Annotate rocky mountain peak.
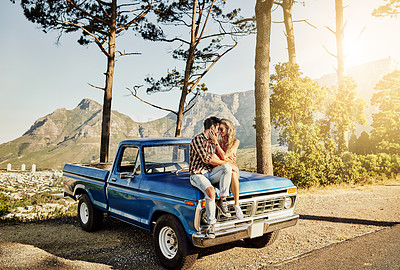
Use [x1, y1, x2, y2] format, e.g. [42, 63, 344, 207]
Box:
[77, 99, 102, 111]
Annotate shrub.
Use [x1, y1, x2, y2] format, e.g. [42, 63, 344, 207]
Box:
[0, 193, 10, 217]
[273, 151, 400, 188]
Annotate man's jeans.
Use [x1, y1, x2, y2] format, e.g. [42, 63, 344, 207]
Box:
[190, 164, 232, 225]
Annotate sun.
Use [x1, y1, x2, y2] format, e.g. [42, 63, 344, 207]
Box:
[343, 38, 365, 68]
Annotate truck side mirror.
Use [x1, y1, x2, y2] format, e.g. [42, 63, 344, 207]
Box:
[120, 172, 135, 179]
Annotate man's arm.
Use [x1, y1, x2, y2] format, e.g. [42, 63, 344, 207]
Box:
[209, 155, 227, 167]
[191, 135, 212, 164]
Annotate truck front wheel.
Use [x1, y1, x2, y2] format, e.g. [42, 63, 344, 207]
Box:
[153, 215, 198, 270]
[244, 231, 279, 248]
[77, 194, 103, 232]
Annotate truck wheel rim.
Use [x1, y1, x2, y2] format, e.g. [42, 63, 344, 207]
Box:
[159, 226, 178, 259]
[80, 202, 89, 224]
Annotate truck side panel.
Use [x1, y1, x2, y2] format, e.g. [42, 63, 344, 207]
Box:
[63, 163, 109, 212]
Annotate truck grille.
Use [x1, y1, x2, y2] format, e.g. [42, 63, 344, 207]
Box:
[211, 196, 289, 223]
[255, 198, 284, 216]
[218, 201, 253, 222]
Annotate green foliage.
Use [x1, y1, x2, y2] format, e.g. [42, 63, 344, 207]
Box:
[349, 131, 374, 155]
[325, 77, 366, 153]
[273, 150, 400, 188]
[358, 153, 400, 177]
[371, 70, 400, 154]
[270, 62, 326, 152]
[20, 0, 151, 47]
[372, 0, 400, 17]
[0, 193, 10, 217]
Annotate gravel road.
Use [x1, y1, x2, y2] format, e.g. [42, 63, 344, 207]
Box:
[1, 183, 399, 269]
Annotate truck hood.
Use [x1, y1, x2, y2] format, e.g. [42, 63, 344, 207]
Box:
[143, 171, 295, 202]
[237, 171, 295, 195]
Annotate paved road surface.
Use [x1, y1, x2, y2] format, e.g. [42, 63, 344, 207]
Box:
[269, 224, 400, 270]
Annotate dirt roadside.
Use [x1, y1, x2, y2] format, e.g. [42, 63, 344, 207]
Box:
[1, 183, 399, 270]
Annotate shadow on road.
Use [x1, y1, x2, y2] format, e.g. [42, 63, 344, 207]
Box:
[300, 214, 400, 227]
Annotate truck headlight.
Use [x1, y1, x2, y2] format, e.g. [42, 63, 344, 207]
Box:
[284, 197, 293, 209]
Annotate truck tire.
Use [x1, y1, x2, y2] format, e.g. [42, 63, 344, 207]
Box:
[244, 231, 279, 248]
[77, 194, 103, 232]
[153, 215, 198, 270]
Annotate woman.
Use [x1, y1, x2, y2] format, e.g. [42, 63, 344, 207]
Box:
[212, 118, 243, 219]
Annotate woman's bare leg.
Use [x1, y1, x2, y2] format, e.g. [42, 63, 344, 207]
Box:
[230, 171, 243, 219]
[231, 171, 240, 205]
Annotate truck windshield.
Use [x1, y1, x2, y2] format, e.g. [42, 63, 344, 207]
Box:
[143, 144, 190, 174]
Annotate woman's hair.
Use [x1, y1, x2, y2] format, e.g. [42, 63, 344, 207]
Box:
[220, 118, 236, 151]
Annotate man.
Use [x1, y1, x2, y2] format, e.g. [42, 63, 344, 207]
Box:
[189, 116, 233, 239]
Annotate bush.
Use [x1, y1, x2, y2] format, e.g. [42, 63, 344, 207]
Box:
[273, 151, 400, 188]
[358, 153, 400, 178]
[0, 193, 10, 217]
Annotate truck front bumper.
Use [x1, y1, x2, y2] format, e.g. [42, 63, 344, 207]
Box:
[192, 214, 299, 248]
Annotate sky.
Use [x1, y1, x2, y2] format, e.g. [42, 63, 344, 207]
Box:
[0, 0, 399, 144]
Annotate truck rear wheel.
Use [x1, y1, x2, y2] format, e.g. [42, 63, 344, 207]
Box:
[77, 194, 103, 232]
[153, 215, 198, 270]
[244, 231, 279, 248]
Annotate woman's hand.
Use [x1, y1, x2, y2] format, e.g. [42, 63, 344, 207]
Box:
[209, 130, 219, 145]
[227, 162, 239, 173]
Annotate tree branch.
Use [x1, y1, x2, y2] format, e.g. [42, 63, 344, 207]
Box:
[115, 50, 141, 58]
[88, 83, 104, 91]
[158, 37, 191, 45]
[183, 91, 200, 114]
[273, 19, 317, 29]
[233, 17, 256, 24]
[127, 87, 177, 115]
[62, 21, 109, 57]
[66, 0, 108, 25]
[195, 0, 216, 47]
[323, 45, 336, 58]
[95, 0, 111, 18]
[188, 42, 237, 93]
[325, 26, 336, 35]
[117, 3, 152, 33]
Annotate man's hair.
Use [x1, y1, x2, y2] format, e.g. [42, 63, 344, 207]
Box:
[203, 117, 221, 130]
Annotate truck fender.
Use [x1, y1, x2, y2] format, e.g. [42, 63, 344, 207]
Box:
[150, 207, 197, 240]
[73, 184, 94, 202]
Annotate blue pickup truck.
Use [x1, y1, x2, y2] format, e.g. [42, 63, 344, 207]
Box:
[63, 138, 299, 269]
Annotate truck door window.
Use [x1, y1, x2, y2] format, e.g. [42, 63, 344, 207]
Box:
[143, 144, 189, 174]
[119, 147, 141, 174]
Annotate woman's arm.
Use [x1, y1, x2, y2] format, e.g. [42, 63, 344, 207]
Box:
[225, 139, 240, 160]
[209, 131, 226, 160]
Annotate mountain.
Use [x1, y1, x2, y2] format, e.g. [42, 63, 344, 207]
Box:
[1, 58, 397, 170]
[0, 91, 259, 170]
[0, 99, 175, 170]
[170, 90, 260, 148]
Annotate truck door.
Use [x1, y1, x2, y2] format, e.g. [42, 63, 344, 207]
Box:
[106, 145, 144, 226]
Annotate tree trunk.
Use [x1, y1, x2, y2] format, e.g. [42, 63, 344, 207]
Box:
[174, 0, 198, 137]
[282, 0, 296, 64]
[254, 0, 274, 175]
[100, 0, 117, 162]
[335, 0, 345, 88]
[335, 0, 347, 153]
